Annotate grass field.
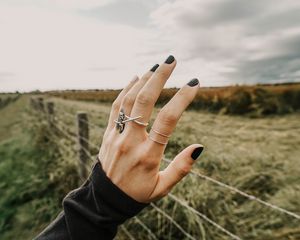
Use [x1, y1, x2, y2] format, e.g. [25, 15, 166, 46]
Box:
[1, 93, 300, 239]
[47, 82, 300, 116]
[0, 96, 80, 240]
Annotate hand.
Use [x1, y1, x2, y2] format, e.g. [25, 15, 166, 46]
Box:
[98, 55, 203, 203]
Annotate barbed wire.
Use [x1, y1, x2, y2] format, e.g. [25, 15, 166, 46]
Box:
[55, 117, 100, 150]
[47, 129, 75, 151]
[54, 121, 77, 142]
[56, 107, 106, 134]
[120, 226, 135, 240]
[163, 158, 300, 220]
[31, 102, 300, 240]
[56, 108, 76, 120]
[150, 203, 196, 240]
[133, 217, 158, 240]
[55, 110, 76, 123]
[50, 121, 95, 173]
[78, 135, 100, 151]
[168, 193, 242, 240]
[78, 118, 105, 133]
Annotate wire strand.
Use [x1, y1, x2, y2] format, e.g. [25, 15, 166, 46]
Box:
[150, 203, 196, 240]
[134, 217, 158, 240]
[168, 193, 242, 240]
[120, 226, 135, 240]
[78, 118, 105, 133]
[78, 135, 100, 150]
[35, 102, 300, 240]
[162, 158, 300, 220]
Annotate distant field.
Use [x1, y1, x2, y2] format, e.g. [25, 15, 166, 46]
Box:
[46, 96, 300, 239]
[1, 95, 300, 239]
[46, 82, 300, 116]
[0, 94, 20, 110]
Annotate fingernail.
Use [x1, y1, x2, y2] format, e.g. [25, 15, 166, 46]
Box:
[150, 64, 159, 72]
[187, 78, 199, 87]
[191, 146, 203, 160]
[164, 55, 175, 64]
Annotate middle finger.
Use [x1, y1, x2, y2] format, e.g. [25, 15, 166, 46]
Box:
[129, 55, 177, 130]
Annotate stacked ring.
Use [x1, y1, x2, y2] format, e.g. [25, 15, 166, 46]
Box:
[148, 127, 170, 145]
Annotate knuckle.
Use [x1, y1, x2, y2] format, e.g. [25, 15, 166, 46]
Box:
[136, 92, 153, 106]
[144, 160, 157, 170]
[156, 68, 170, 80]
[122, 94, 135, 108]
[115, 138, 131, 155]
[160, 110, 178, 125]
[139, 155, 157, 169]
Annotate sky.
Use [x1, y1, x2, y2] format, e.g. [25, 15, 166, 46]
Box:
[1, 0, 300, 92]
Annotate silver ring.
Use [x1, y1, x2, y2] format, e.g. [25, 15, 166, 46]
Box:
[114, 109, 142, 133]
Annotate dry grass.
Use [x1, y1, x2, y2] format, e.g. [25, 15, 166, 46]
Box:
[46, 83, 300, 116]
[40, 96, 300, 240]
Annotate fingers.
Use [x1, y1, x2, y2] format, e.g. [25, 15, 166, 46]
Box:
[121, 64, 159, 118]
[149, 144, 204, 200]
[107, 76, 139, 130]
[130, 55, 177, 128]
[147, 78, 200, 150]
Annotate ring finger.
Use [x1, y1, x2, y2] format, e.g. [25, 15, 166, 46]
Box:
[147, 78, 200, 153]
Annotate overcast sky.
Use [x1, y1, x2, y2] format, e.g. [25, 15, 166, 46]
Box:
[1, 0, 300, 92]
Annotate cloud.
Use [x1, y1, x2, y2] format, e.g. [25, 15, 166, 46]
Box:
[0, 4, 153, 91]
[49, 0, 114, 10]
[1, 0, 115, 10]
[150, 0, 300, 85]
[79, 0, 158, 27]
[1, 0, 300, 91]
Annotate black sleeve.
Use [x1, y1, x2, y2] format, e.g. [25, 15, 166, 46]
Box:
[35, 160, 148, 240]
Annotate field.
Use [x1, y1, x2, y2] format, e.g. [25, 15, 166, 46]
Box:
[47, 83, 300, 116]
[1, 86, 300, 239]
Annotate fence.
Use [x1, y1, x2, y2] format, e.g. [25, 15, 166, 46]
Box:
[30, 97, 300, 240]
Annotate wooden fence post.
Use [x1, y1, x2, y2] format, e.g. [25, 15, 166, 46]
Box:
[46, 101, 55, 127]
[77, 112, 89, 179]
[37, 97, 44, 112]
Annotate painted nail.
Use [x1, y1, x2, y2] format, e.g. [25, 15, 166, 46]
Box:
[164, 55, 175, 64]
[187, 78, 199, 87]
[150, 64, 159, 72]
[191, 146, 204, 160]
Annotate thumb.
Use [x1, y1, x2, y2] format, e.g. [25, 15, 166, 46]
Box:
[150, 144, 204, 200]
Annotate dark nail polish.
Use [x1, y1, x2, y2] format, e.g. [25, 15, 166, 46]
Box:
[150, 64, 159, 72]
[187, 78, 199, 87]
[164, 55, 175, 64]
[191, 146, 203, 160]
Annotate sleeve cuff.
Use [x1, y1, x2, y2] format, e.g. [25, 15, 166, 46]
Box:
[90, 157, 149, 218]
